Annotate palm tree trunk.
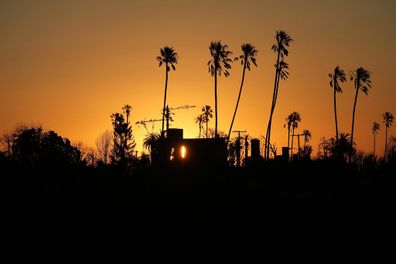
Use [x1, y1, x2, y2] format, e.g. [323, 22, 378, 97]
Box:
[334, 81, 339, 141]
[350, 84, 359, 160]
[297, 134, 301, 158]
[265, 49, 281, 159]
[287, 126, 290, 159]
[198, 122, 201, 138]
[291, 127, 295, 157]
[384, 127, 388, 159]
[166, 106, 170, 131]
[373, 133, 375, 155]
[161, 65, 169, 137]
[206, 120, 208, 138]
[214, 65, 218, 138]
[227, 60, 247, 144]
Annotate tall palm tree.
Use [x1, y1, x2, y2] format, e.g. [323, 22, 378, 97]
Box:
[156, 46, 178, 137]
[202, 105, 213, 138]
[265, 30, 293, 159]
[329, 66, 346, 141]
[227, 43, 258, 144]
[350, 67, 372, 154]
[208, 41, 233, 138]
[195, 114, 204, 138]
[371, 122, 380, 155]
[290, 112, 301, 157]
[383, 112, 394, 159]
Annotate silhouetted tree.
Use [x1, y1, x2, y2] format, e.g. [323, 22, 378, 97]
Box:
[350, 67, 372, 155]
[329, 66, 346, 141]
[383, 112, 394, 159]
[0, 132, 13, 158]
[195, 114, 204, 138]
[227, 43, 258, 143]
[371, 122, 380, 156]
[329, 132, 356, 161]
[386, 136, 396, 164]
[111, 108, 136, 164]
[95, 130, 113, 164]
[10, 126, 82, 166]
[75, 142, 96, 167]
[208, 41, 233, 138]
[123, 105, 132, 124]
[285, 113, 293, 157]
[297, 129, 311, 160]
[265, 30, 292, 160]
[11, 126, 43, 164]
[202, 105, 213, 138]
[207, 128, 227, 139]
[227, 138, 237, 167]
[302, 129, 312, 147]
[156, 46, 178, 137]
[143, 132, 161, 162]
[288, 112, 301, 157]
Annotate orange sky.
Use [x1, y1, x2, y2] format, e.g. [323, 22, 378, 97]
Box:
[1, 0, 395, 157]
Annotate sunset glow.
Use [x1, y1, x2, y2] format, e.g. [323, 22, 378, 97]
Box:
[1, 0, 395, 157]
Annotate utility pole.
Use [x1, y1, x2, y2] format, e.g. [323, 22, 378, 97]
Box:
[232, 130, 246, 167]
[290, 133, 303, 159]
[244, 134, 249, 166]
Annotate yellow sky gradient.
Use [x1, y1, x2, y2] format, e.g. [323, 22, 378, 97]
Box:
[1, 0, 395, 156]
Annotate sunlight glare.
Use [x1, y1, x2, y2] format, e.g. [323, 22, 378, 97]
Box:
[181, 146, 186, 159]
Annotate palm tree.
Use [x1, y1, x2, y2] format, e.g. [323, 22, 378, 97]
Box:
[143, 132, 161, 161]
[290, 112, 301, 157]
[329, 66, 346, 141]
[265, 30, 293, 159]
[208, 41, 233, 138]
[302, 129, 312, 148]
[122, 104, 132, 124]
[383, 112, 394, 159]
[156, 46, 178, 137]
[285, 113, 293, 157]
[227, 43, 258, 144]
[350, 67, 372, 153]
[330, 132, 356, 161]
[202, 105, 213, 138]
[371, 122, 380, 155]
[195, 114, 204, 138]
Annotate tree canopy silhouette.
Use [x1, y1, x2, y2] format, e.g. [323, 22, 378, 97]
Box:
[227, 43, 258, 144]
[329, 66, 346, 141]
[156, 46, 178, 137]
[350, 67, 372, 157]
[383, 112, 394, 159]
[111, 106, 136, 164]
[208, 41, 233, 138]
[371, 122, 380, 155]
[265, 30, 293, 159]
[8, 126, 82, 167]
[201, 105, 213, 138]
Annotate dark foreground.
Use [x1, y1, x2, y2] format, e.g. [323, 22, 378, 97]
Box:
[4, 160, 394, 226]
